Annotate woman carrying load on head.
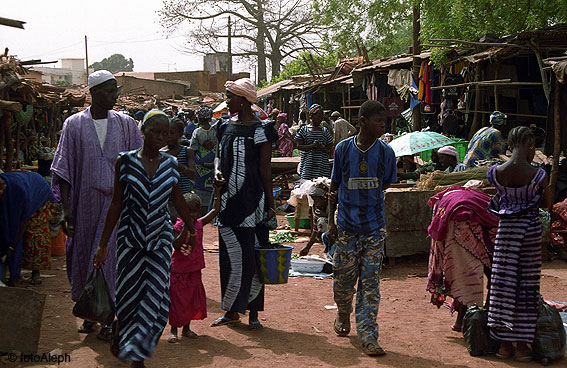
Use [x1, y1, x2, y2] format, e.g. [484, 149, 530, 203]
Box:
[210, 78, 278, 330]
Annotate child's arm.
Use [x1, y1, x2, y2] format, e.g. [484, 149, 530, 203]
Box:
[94, 157, 124, 268]
[541, 175, 552, 210]
[179, 147, 196, 180]
[327, 181, 339, 241]
[172, 183, 196, 250]
[299, 230, 320, 256]
[200, 185, 223, 225]
[173, 227, 189, 251]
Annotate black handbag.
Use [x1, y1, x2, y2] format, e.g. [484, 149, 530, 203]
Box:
[72, 269, 115, 326]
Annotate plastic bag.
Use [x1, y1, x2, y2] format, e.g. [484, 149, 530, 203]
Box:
[462, 305, 499, 356]
[532, 297, 566, 365]
[72, 269, 115, 325]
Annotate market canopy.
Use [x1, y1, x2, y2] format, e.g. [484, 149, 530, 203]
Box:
[388, 131, 459, 157]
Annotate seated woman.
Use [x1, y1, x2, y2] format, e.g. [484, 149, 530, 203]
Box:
[426, 186, 499, 331]
[438, 146, 467, 173]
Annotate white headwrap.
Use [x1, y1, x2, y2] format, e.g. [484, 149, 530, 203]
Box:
[224, 78, 257, 104]
[88, 70, 116, 89]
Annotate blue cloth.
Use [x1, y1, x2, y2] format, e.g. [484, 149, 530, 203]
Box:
[331, 137, 397, 233]
[0, 171, 53, 281]
[184, 121, 196, 139]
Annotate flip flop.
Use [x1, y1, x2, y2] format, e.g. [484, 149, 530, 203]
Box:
[248, 320, 263, 330]
[334, 314, 350, 337]
[210, 316, 240, 327]
[451, 324, 462, 332]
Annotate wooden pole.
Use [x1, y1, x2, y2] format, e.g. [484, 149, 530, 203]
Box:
[411, 3, 422, 131]
[84, 35, 89, 83]
[227, 16, 232, 79]
[469, 64, 482, 139]
[493, 66, 500, 111]
[550, 81, 562, 203]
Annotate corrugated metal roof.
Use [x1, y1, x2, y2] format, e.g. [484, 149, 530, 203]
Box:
[256, 79, 293, 98]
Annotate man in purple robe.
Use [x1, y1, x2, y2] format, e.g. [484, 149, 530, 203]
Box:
[51, 70, 142, 338]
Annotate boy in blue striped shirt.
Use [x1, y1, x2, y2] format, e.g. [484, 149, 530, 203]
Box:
[328, 100, 397, 356]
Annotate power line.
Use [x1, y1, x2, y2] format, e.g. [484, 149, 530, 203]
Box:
[20, 41, 83, 59]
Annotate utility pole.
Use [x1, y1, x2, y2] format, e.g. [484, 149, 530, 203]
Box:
[411, 3, 421, 131]
[227, 16, 232, 79]
[84, 35, 89, 83]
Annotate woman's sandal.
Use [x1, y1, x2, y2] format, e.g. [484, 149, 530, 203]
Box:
[182, 330, 198, 338]
[333, 314, 350, 337]
[167, 334, 179, 343]
[514, 350, 533, 362]
[248, 320, 263, 330]
[360, 338, 386, 356]
[78, 321, 96, 334]
[210, 316, 240, 327]
[97, 327, 113, 342]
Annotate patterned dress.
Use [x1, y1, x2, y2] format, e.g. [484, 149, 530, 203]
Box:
[296, 125, 333, 180]
[216, 119, 277, 314]
[115, 150, 179, 361]
[463, 127, 507, 168]
[486, 165, 546, 343]
[190, 126, 217, 207]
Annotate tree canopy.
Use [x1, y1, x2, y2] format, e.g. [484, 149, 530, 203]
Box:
[90, 54, 134, 73]
[315, 0, 567, 61]
[159, 0, 326, 83]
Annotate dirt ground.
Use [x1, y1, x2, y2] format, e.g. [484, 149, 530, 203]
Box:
[2, 215, 567, 368]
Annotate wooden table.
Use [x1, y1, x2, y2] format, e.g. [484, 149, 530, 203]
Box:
[271, 157, 300, 175]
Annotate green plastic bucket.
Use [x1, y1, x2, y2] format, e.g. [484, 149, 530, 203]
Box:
[256, 245, 293, 284]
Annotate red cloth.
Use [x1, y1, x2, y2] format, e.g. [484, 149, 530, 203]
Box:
[169, 270, 207, 327]
[172, 218, 205, 273]
[428, 186, 499, 241]
[169, 218, 207, 327]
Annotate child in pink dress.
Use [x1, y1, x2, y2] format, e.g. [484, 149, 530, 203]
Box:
[168, 187, 221, 342]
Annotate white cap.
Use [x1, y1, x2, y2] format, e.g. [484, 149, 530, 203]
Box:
[88, 70, 116, 89]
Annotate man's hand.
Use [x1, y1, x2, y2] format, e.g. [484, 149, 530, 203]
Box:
[93, 246, 106, 268]
[63, 214, 74, 238]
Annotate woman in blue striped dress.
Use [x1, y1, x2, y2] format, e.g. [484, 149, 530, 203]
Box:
[94, 110, 196, 368]
[210, 78, 277, 330]
[486, 126, 551, 362]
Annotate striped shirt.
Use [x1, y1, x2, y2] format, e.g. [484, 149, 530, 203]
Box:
[332, 137, 397, 233]
[175, 146, 193, 194]
[296, 125, 333, 180]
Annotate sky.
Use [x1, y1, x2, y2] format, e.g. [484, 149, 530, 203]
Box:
[2, 1, 248, 74]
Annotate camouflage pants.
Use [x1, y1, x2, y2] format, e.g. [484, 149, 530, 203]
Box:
[333, 227, 386, 340]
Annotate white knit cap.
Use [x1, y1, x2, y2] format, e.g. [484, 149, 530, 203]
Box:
[88, 70, 116, 89]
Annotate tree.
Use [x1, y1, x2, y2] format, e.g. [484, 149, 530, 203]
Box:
[159, 0, 326, 83]
[314, 0, 413, 59]
[90, 54, 134, 73]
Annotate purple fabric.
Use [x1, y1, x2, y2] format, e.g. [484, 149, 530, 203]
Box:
[428, 186, 499, 241]
[51, 107, 143, 301]
[487, 165, 546, 216]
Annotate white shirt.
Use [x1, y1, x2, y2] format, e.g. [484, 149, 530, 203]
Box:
[92, 118, 108, 151]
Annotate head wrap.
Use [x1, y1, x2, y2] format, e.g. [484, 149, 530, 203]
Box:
[277, 112, 288, 120]
[142, 109, 168, 126]
[196, 106, 213, 120]
[135, 110, 145, 120]
[309, 104, 323, 115]
[224, 78, 257, 104]
[331, 111, 341, 118]
[88, 70, 116, 89]
[309, 186, 327, 197]
[438, 146, 460, 163]
[490, 111, 507, 126]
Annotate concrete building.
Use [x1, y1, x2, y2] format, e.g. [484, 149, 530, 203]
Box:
[114, 74, 186, 98]
[30, 58, 87, 86]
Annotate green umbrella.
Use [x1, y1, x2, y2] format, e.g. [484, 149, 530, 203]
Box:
[389, 131, 458, 157]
